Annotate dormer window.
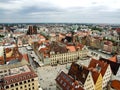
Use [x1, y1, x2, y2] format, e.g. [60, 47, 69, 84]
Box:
[82, 74, 85, 78]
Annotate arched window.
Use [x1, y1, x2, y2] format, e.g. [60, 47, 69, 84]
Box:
[15, 83, 18, 86]
[28, 79, 30, 82]
[31, 79, 34, 81]
[19, 82, 22, 85]
[6, 86, 9, 89]
[24, 80, 27, 83]
[11, 84, 14, 87]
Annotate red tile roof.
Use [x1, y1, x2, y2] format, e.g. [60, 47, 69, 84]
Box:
[68, 62, 89, 85]
[88, 59, 110, 84]
[99, 58, 120, 75]
[0, 47, 23, 64]
[88, 67, 100, 84]
[56, 71, 84, 90]
[66, 46, 76, 52]
[88, 59, 108, 77]
[111, 80, 120, 90]
[116, 28, 120, 33]
[75, 44, 84, 50]
[108, 55, 117, 63]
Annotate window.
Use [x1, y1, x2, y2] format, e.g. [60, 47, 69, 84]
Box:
[4, 70, 7, 72]
[32, 87, 34, 89]
[19, 82, 22, 85]
[27, 75, 30, 78]
[29, 88, 31, 90]
[16, 88, 18, 90]
[28, 80, 30, 82]
[32, 83, 34, 85]
[23, 76, 26, 79]
[28, 84, 30, 86]
[57, 77, 60, 81]
[10, 79, 13, 83]
[6, 86, 9, 89]
[11, 84, 14, 87]
[31, 79, 34, 81]
[20, 86, 22, 89]
[15, 83, 18, 86]
[60, 80, 63, 84]
[63, 82, 66, 87]
[24, 81, 27, 83]
[25, 85, 27, 88]
[0, 71, 3, 73]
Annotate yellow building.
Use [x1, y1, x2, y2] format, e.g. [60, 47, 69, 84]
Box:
[0, 61, 39, 90]
[88, 59, 112, 90]
[49, 47, 88, 65]
[44, 47, 88, 65]
[94, 73, 102, 90]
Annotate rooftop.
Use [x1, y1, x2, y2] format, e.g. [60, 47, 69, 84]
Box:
[88, 58, 108, 77]
[99, 58, 120, 75]
[56, 71, 84, 90]
[9, 65, 30, 76]
[0, 65, 37, 85]
[108, 55, 117, 63]
[68, 62, 89, 85]
[111, 80, 120, 90]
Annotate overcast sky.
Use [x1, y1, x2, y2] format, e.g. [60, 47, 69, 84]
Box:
[0, 0, 120, 23]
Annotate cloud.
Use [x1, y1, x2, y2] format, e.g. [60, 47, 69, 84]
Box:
[0, 0, 120, 23]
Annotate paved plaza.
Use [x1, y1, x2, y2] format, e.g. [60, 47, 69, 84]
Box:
[36, 64, 69, 90]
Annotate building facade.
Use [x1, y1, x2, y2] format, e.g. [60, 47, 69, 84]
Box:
[49, 47, 88, 65]
[42, 46, 88, 65]
[88, 59, 112, 90]
[68, 63, 95, 90]
[0, 62, 39, 90]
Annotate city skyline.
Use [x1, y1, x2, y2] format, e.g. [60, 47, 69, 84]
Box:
[0, 0, 120, 24]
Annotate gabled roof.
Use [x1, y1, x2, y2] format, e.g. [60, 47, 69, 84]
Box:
[55, 71, 84, 90]
[68, 62, 89, 85]
[88, 68, 100, 84]
[99, 58, 120, 75]
[88, 59, 108, 77]
[108, 55, 117, 63]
